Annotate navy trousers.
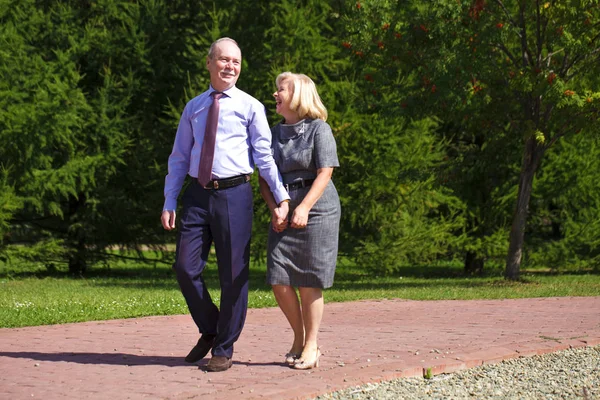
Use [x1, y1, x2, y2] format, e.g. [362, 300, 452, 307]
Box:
[173, 179, 253, 358]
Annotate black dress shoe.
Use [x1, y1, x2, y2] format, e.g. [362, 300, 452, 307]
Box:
[184, 335, 215, 363]
[206, 355, 232, 372]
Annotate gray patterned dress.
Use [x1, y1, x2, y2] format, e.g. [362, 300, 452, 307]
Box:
[266, 118, 341, 289]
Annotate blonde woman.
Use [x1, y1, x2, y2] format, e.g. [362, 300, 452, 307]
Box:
[259, 72, 341, 370]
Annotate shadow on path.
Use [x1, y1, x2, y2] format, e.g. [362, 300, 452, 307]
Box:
[0, 351, 188, 367]
[0, 351, 285, 369]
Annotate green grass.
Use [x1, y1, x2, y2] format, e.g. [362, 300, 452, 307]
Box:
[1, 255, 599, 328]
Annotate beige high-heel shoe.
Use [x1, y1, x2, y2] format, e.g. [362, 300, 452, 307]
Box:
[284, 351, 301, 366]
[293, 347, 320, 370]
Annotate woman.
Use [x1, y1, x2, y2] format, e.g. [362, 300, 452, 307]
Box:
[259, 72, 341, 370]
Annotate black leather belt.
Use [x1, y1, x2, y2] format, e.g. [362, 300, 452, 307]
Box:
[203, 174, 251, 190]
[284, 179, 315, 191]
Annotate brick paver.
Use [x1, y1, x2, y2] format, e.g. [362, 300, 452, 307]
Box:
[1, 297, 599, 399]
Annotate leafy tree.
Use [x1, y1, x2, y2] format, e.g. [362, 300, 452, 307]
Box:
[343, 0, 600, 279]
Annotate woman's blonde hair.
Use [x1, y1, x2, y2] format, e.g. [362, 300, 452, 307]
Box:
[276, 72, 328, 122]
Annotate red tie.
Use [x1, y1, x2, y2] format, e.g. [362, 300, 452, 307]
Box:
[198, 91, 224, 187]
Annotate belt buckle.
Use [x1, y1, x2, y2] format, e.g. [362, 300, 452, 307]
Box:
[213, 180, 219, 189]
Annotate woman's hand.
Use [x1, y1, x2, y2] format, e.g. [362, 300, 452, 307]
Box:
[290, 204, 309, 229]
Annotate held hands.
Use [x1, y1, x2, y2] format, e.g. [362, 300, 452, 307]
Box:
[271, 202, 310, 231]
[271, 201, 289, 232]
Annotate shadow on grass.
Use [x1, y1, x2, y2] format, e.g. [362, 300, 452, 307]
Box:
[0, 264, 272, 292]
[2, 260, 596, 292]
[520, 268, 600, 276]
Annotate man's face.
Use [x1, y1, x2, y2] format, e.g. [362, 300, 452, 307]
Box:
[206, 41, 241, 92]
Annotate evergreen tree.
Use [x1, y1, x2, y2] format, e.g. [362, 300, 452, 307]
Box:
[0, 0, 214, 272]
[334, 114, 466, 272]
[193, 0, 351, 260]
[528, 130, 600, 270]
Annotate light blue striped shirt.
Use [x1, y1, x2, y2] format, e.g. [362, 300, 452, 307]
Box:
[163, 85, 289, 210]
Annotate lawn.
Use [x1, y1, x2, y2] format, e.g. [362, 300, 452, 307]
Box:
[1, 254, 599, 328]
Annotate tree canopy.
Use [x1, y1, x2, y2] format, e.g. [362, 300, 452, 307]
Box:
[1, 0, 599, 278]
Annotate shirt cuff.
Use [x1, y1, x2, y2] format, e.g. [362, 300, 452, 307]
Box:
[273, 187, 291, 205]
[163, 198, 177, 211]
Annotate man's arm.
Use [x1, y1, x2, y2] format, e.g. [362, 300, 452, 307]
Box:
[247, 103, 290, 205]
[258, 176, 289, 232]
[162, 105, 194, 229]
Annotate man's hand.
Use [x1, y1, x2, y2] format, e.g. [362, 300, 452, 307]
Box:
[161, 210, 176, 230]
[276, 201, 289, 223]
[271, 210, 287, 232]
[271, 201, 289, 232]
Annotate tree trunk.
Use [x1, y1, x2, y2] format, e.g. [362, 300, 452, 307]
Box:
[68, 237, 87, 275]
[505, 137, 545, 280]
[464, 251, 484, 275]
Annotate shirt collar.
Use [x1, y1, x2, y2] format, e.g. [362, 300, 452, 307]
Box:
[209, 85, 239, 99]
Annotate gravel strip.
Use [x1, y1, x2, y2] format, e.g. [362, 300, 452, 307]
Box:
[316, 345, 600, 400]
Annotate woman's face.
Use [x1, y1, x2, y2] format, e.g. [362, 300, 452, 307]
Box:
[273, 79, 294, 118]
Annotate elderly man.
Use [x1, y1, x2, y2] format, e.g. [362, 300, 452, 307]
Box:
[161, 37, 289, 372]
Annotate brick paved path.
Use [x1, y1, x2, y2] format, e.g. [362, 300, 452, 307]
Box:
[1, 297, 599, 400]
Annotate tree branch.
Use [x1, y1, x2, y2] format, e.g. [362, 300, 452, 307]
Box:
[542, 103, 554, 126]
[493, 0, 519, 29]
[546, 108, 599, 148]
[565, 50, 600, 80]
[589, 28, 600, 45]
[518, 1, 534, 67]
[535, 0, 543, 66]
[494, 42, 519, 66]
[543, 47, 565, 67]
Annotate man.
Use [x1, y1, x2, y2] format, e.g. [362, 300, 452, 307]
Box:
[161, 37, 290, 372]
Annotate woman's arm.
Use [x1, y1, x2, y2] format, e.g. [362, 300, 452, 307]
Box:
[290, 167, 333, 229]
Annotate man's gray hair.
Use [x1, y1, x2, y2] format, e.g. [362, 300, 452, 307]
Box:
[208, 37, 240, 59]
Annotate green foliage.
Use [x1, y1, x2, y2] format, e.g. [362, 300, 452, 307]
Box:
[342, 0, 600, 276]
[202, 0, 357, 260]
[227, 0, 469, 273]
[424, 367, 433, 379]
[2, 0, 599, 278]
[1, 0, 122, 269]
[0, 171, 21, 257]
[335, 114, 465, 273]
[252, 0, 351, 114]
[527, 131, 600, 270]
[0, 1, 215, 271]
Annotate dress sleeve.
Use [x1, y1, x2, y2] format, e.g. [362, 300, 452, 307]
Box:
[314, 122, 340, 169]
